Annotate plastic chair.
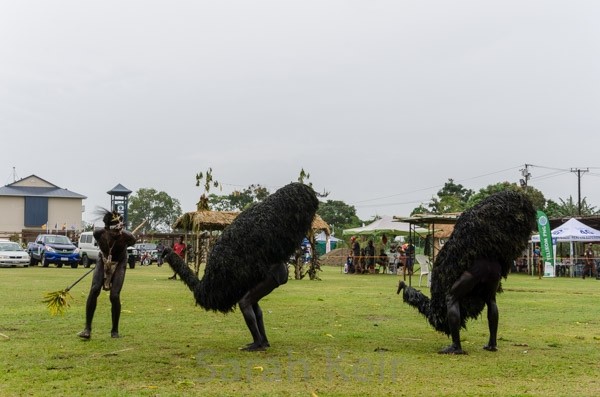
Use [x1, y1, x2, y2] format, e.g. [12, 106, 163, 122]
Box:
[415, 254, 431, 287]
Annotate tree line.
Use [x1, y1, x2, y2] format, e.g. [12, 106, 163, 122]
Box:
[120, 178, 599, 236]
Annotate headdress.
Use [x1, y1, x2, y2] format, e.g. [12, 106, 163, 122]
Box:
[103, 210, 124, 230]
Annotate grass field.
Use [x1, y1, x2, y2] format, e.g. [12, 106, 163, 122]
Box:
[1, 264, 599, 396]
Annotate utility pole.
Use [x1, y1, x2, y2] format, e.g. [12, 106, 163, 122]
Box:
[570, 168, 589, 215]
[519, 164, 531, 190]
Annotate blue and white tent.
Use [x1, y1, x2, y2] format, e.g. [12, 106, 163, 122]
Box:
[531, 217, 600, 243]
[531, 217, 600, 274]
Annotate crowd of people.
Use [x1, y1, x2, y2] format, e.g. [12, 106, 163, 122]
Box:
[343, 237, 599, 280]
[514, 243, 598, 278]
[344, 236, 415, 275]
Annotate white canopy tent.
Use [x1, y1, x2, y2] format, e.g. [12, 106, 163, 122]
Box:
[342, 215, 420, 237]
[531, 218, 600, 274]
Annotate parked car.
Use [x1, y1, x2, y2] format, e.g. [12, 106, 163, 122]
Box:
[134, 243, 158, 265]
[27, 234, 80, 268]
[0, 240, 30, 268]
[78, 231, 100, 268]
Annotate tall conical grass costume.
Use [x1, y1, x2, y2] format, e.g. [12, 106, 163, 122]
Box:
[397, 190, 536, 354]
[163, 182, 318, 351]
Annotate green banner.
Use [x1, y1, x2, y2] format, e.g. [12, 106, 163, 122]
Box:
[536, 210, 554, 268]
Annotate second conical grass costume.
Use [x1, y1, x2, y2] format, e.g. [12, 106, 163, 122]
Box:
[163, 182, 318, 351]
[397, 190, 536, 354]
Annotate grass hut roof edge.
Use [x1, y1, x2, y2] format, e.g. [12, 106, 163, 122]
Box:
[173, 210, 331, 235]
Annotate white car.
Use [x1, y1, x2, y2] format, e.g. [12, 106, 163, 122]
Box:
[0, 241, 31, 268]
[134, 243, 158, 265]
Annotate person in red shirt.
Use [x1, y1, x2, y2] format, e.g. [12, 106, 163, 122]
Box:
[169, 236, 186, 280]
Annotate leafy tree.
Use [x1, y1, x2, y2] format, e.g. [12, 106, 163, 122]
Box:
[544, 196, 598, 217]
[128, 188, 182, 233]
[207, 168, 328, 212]
[467, 182, 546, 210]
[317, 200, 360, 236]
[425, 179, 474, 214]
[410, 204, 429, 216]
[209, 184, 271, 211]
[543, 199, 562, 217]
[80, 220, 94, 232]
[413, 180, 548, 215]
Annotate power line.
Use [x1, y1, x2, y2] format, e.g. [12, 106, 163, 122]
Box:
[354, 165, 522, 205]
[530, 169, 571, 182]
[529, 164, 570, 172]
[570, 167, 589, 215]
[354, 163, 599, 216]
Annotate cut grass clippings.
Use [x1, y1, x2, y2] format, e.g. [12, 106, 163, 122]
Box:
[0, 264, 599, 396]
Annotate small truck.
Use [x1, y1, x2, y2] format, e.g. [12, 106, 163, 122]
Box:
[28, 234, 80, 268]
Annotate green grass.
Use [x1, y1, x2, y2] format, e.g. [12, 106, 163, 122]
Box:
[1, 264, 599, 396]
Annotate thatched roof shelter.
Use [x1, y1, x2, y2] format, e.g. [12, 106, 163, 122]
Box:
[310, 214, 331, 235]
[173, 210, 330, 235]
[173, 211, 239, 232]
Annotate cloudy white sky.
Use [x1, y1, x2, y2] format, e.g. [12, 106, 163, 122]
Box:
[2, 1, 599, 225]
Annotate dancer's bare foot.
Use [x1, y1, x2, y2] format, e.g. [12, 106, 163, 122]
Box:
[483, 344, 497, 352]
[240, 342, 267, 351]
[438, 344, 467, 355]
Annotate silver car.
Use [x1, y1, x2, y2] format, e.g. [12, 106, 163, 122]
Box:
[0, 241, 30, 268]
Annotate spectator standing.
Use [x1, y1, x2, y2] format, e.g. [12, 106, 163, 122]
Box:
[345, 254, 354, 274]
[169, 236, 186, 280]
[301, 238, 312, 263]
[366, 240, 376, 272]
[533, 245, 542, 278]
[351, 237, 360, 272]
[403, 239, 415, 277]
[583, 243, 595, 279]
[156, 241, 164, 267]
[358, 248, 367, 274]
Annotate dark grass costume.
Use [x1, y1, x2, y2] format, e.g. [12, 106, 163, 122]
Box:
[163, 182, 318, 351]
[78, 210, 136, 339]
[397, 190, 536, 354]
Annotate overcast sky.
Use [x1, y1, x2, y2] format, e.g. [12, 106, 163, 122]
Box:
[2, 1, 599, 226]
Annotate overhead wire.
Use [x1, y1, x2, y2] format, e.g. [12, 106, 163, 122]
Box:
[212, 164, 598, 214]
[353, 163, 600, 214]
[352, 165, 523, 207]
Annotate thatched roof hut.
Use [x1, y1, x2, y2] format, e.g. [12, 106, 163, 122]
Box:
[173, 210, 330, 235]
[310, 214, 331, 235]
[173, 211, 239, 232]
[172, 206, 330, 276]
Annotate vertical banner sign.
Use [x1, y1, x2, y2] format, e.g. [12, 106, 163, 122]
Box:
[536, 210, 555, 277]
